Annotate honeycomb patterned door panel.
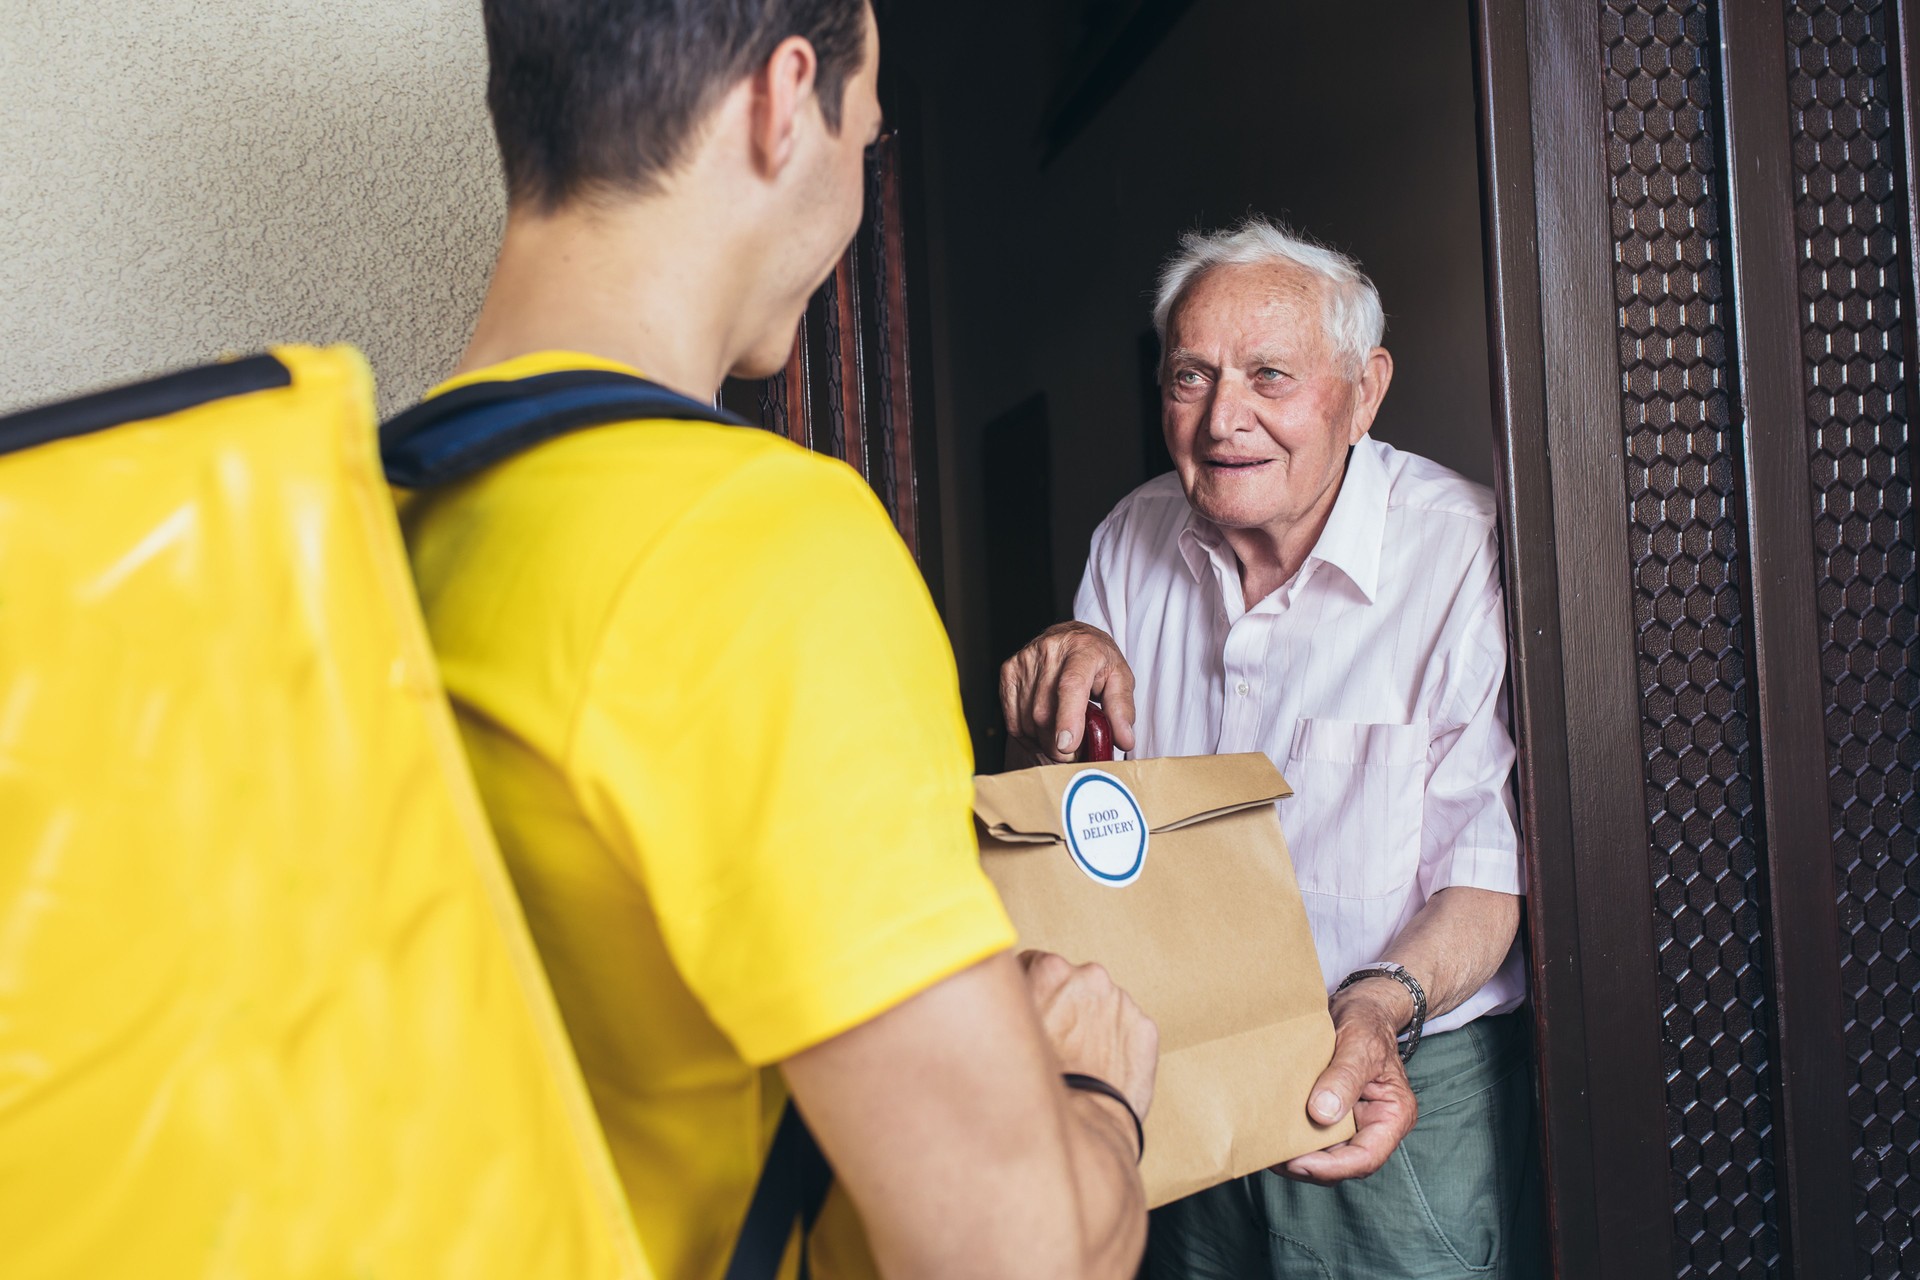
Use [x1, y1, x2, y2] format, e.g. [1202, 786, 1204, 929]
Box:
[1602, 4, 1785, 1276]
[1782, 2, 1920, 1276]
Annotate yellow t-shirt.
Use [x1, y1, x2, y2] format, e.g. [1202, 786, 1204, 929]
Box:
[399, 352, 1015, 1278]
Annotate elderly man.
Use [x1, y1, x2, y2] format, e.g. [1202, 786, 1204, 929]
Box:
[1002, 217, 1544, 1279]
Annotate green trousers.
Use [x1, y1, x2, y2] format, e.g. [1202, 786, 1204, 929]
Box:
[1142, 1012, 1547, 1280]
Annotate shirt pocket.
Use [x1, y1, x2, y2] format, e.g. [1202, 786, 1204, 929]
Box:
[1281, 717, 1428, 900]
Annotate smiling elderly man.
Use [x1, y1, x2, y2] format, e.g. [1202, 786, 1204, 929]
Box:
[1002, 218, 1544, 1279]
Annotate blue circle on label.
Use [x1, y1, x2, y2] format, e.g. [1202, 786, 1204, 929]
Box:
[1062, 772, 1148, 885]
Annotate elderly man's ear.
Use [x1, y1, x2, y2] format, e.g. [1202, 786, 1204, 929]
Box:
[1348, 347, 1395, 444]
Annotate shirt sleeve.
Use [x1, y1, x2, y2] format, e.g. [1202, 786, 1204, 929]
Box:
[566, 447, 1015, 1066]
[1418, 532, 1526, 899]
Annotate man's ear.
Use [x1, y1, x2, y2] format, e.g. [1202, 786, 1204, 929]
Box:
[1347, 348, 1394, 443]
[748, 35, 821, 179]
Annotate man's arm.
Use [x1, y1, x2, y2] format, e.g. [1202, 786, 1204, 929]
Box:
[1280, 886, 1520, 1184]
[1286, 565, 1525, 1184]
[782, 950, 1156, 1280]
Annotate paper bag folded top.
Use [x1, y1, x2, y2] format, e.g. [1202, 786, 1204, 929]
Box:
[974, 752, 1353, 1208]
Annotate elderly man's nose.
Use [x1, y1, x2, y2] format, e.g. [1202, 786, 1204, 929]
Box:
[1203, 387, 1241, 438]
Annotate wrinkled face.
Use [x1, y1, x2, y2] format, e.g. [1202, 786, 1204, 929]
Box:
[1162, 261, 1370, 536]
[736, 10, 883, 377]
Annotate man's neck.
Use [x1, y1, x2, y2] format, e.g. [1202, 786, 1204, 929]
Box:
[1220, 455, 1350, 609]
[456, 197, 757, 403]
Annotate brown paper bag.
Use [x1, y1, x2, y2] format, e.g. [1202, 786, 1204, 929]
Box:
[974, 752, 1353, 1207]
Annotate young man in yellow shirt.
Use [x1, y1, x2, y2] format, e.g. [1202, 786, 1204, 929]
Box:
[395, 3, 1158, 1277]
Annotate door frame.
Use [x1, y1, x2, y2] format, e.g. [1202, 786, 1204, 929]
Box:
[1472, 4, 1673, 1273]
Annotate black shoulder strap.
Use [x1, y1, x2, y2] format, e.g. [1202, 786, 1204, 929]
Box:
[0, 354, 291, 459]
[725, 1102, 834, 1280]
[380, 368, 749, 489]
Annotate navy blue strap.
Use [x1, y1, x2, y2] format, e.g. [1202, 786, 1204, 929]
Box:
[380, 369, 748, 489]
[724, 1102, 833, 1280]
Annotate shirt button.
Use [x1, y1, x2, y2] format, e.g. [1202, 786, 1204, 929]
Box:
[1235, 681, 1250, 697]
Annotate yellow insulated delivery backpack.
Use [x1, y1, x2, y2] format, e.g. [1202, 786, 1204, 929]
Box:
[0, 346, 647, 1278]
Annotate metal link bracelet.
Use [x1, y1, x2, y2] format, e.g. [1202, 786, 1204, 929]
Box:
[1334, 962, 1429, 1062]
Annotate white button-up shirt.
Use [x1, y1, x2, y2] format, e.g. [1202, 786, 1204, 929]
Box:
[1074, 437, 1525, 1035]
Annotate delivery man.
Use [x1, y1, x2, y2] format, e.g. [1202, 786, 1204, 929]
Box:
[396, 2, 1157, 1277]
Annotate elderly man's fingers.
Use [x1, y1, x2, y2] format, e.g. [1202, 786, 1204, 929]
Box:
[1096, 664, 1139, 753]
[1275, 1071, 1417, 1185]
[1306, 1016, 1394, 1125]
[998, 654, 1039, 748]
[1022, 641, 1073, 738]
[1048, 652, 1107, 759]
[1276, 1123, 1396, 1183]
[1000, 637, 1067, 748]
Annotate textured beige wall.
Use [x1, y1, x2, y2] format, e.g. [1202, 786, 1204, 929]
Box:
[0, 0, 504, 415]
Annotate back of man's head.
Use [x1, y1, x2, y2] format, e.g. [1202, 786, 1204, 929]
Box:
[482, 0, 870, 212]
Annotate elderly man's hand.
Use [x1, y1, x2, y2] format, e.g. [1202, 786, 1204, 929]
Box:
[999, 622, 1138, 763]
[1273, 984, 1418, 1184]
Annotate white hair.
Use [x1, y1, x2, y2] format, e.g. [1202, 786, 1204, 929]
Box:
[1151, 216, 1386, 375]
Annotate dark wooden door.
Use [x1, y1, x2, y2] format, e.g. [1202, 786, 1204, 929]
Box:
[1474, 1, 1919, 1277]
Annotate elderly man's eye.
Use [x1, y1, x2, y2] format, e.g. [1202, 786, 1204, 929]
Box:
[1256, 367, 1283, 382]
[1175, 369, 1204, 386]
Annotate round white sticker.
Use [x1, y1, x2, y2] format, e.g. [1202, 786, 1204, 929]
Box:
[1060, 769, 1148, 887]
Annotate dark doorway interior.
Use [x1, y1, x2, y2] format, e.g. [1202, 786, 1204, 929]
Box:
[885, 0, 1497, 764]
[980, 392, 1057, 672]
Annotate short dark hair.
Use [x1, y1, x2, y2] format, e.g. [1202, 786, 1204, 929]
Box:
[482, 0, 870, 210]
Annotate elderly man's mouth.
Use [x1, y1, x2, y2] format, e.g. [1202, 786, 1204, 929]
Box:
[1202, 458, 1274, 470]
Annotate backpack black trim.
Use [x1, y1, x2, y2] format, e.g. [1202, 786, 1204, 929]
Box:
[380, 369, 748, 489]
[0, 355, 292, 459]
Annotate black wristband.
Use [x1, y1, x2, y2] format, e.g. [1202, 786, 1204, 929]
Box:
[1062, 1072, 1145, 1164]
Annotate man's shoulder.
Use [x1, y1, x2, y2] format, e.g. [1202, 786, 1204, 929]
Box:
[1081, 471, 1196, 590]
[694, 429, 904, 559]
[1366, 442, 1504, 627]
[537, 408, 829, 480]
[1128, 470, 1191, 503]
[501, 415, 884, 545]
[409, 416, 907, 667]
[1373, 440, 1497, 533]
[562, 426, 917, 647]
[423, 354, 890, 557]
[1099, 470, 1191, 537]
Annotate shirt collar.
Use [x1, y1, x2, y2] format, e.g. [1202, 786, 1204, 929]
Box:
[1174, 436, 1389, 604]
[1176, 509, 1219, 583]
[1309, 436, 1388, 603]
